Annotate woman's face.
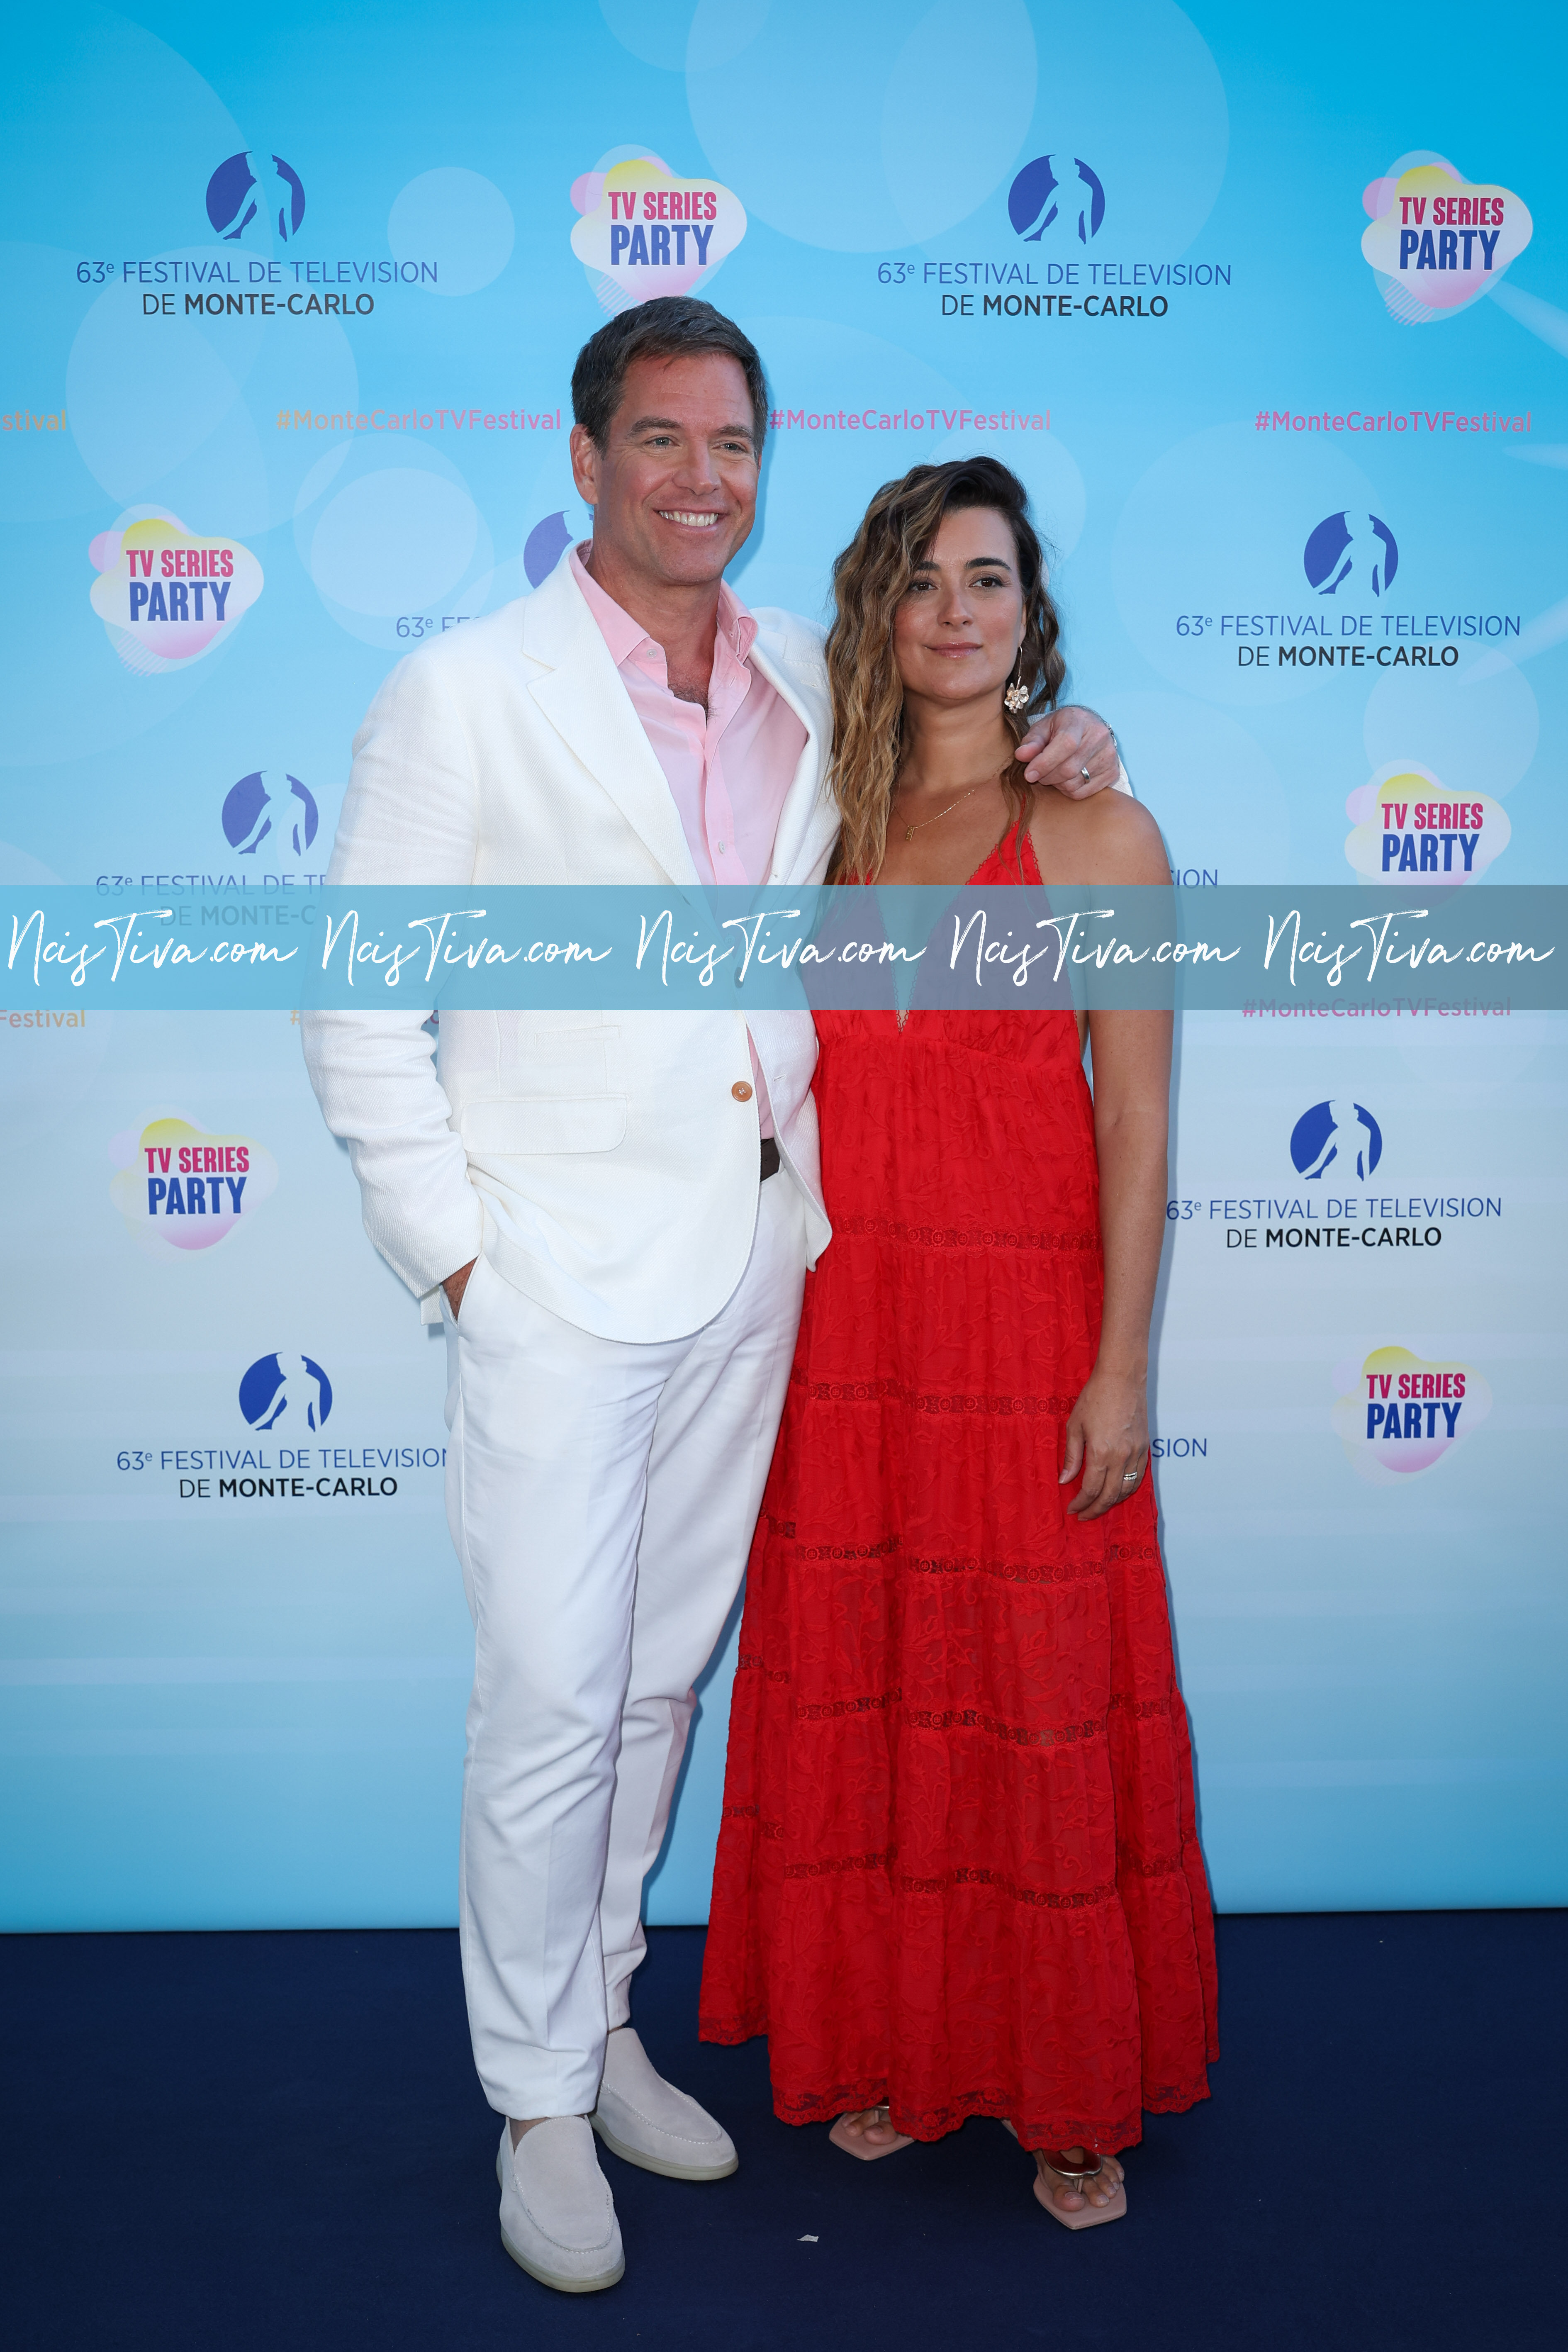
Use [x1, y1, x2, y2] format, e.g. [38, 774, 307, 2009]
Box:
[891, 505, 1027, 710]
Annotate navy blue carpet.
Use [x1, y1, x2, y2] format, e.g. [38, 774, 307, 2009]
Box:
[5, 1912, 1563, 2351]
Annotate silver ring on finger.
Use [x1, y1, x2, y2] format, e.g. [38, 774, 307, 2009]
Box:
[1079, 765, 1091, 783]
[1120, 1469, 1140, 1484]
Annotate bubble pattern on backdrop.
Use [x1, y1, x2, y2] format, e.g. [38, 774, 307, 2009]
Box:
[387, 170, 516, 298]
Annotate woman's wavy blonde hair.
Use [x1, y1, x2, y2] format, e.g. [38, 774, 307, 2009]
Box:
[825, 457, 1065, 881]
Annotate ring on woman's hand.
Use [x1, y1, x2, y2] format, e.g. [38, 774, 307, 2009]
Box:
[1120, 1470, 1139, 1484]
[1079, 765, 1091, 783]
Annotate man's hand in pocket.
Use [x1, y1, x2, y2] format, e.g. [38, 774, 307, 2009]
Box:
[443, 1258, 477, 1320]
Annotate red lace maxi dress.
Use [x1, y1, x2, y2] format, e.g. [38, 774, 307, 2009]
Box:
[699, 824, 1218, 2154]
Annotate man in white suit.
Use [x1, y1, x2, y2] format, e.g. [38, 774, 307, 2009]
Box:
[303, 298, 1119, 2292]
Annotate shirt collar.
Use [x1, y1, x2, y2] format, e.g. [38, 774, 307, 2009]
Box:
[570, 543, 758, 672]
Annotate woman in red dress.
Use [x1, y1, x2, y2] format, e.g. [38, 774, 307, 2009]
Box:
[699, 458, 1217, 2226]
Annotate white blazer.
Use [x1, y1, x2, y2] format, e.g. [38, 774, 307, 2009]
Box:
[301, 555, 840, 1344]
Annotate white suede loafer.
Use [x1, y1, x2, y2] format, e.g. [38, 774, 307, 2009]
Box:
[495, 2117, 625, 2294]
[590, 2025, 739, 2181]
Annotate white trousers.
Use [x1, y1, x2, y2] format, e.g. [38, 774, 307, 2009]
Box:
[443, 1173, 808, 2118]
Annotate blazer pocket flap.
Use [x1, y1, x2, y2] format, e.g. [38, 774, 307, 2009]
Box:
[460, 1096, 627, 1156]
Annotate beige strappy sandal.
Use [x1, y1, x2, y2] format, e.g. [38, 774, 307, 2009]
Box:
[1032, 2147, 1127, 2229]
[828, 2105, 915, 2162]
[1003, 2120, 1127, 2228]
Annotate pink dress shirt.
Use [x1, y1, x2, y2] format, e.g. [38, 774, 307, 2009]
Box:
[571, 545, 808, 1135]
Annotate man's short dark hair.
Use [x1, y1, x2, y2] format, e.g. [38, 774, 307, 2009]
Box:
[571, 297, 769, 455]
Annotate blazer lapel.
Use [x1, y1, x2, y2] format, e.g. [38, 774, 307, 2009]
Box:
[522, 561, 701, 887]
[749, 635, 840, 885]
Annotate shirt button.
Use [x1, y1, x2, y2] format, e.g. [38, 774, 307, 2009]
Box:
[731, 1081, 754, 1102]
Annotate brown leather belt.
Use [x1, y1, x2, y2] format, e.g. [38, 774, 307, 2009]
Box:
[760, 1137, 780, 1182]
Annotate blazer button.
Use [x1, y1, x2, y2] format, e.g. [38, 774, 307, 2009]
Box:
[731, 1081, 754, 1102]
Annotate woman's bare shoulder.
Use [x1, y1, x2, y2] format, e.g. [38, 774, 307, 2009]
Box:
[1030, 782, 1169, 887]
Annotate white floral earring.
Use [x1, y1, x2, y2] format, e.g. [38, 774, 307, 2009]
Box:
[1003, 648, 1030, 713]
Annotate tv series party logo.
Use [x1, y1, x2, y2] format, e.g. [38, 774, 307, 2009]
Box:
[1008, 154, 1106, 245]
[1361, 152, 1532, 325]
[109, 1115, 278, 1259]
[570, 151, 746, 314]
[222, 772, 319, 861]
[207, 151, 306, 246]
[88, 509, 263, 677]
[1344, 762, 1510, 885]
[239, 1353, 332, 1432]
[1331, 1345, 1491, 1483]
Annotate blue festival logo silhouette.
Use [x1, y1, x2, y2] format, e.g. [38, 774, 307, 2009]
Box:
[222, 771, 318, 860]
[1290, 1101, 1383, 1183]
[206, 152, 306, 245]
[1303, 512, 1398, 598]
[239, 1354, 333, 1433]
[523, 511, 574, 588]
[1008, 154, 1105, 245]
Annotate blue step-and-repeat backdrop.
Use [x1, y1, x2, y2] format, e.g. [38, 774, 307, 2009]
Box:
[3, 1, 1564, 1928]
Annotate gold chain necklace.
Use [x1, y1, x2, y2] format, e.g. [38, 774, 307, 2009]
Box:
[893, 767, 1005, 845]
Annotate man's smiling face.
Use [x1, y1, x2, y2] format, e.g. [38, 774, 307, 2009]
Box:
[570, 351, 760, 594]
